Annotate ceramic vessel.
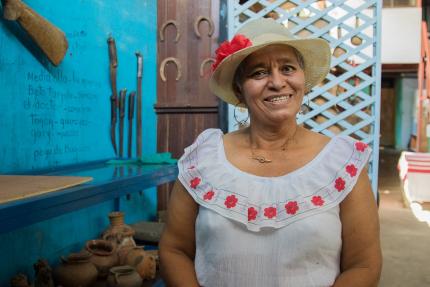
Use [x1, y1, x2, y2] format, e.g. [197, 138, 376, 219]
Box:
[107, 266, 142, 287]
[86, 239, 119, 278]
[125, 247, 156, 280]
[53, 251, 98, 287]
[102, 211, 136, 249]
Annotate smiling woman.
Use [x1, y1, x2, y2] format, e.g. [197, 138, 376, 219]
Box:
[159, 18, 382, 287]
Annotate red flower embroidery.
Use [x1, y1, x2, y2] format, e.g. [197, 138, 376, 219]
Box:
[248, 207, 258, 221]
[311, 196, 324, 206]
[335, 177, 346, 192]
[203, 190, 215, 201]
[285, 201, 299, 215]
[212, 34, 252, 71]
[190, 177, 201, 189]
[346, 164, 357, 177]
[264, 207, 277, 219]
[224, 195, 238, 208]
[355, 141, 368, 152]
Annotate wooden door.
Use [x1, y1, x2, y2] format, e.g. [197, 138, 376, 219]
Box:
[380, 80, 396, 147]
[156, 0, 224, 211]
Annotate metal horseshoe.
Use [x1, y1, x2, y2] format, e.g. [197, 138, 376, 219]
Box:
[200, 58, 215, 77]
[194, 16, 214, 38]
[160, 20, 180, 43]
[160, 57, 182, 82]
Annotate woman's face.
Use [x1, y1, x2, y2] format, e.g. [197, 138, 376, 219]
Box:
[236, 44, 305, 126]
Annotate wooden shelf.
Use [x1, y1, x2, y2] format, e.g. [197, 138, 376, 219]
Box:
[0, 159, 178, 234]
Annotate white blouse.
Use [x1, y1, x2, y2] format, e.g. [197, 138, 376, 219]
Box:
[178, 129, 371, 287]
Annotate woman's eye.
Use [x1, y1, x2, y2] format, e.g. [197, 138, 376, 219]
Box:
[251, 70, 267, 78]
[281, 65, 295, 73]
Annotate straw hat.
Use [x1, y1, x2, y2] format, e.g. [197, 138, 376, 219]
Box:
[209, 18, 331, 106]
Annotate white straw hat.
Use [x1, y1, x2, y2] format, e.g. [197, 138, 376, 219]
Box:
[209, 18, 331, 106]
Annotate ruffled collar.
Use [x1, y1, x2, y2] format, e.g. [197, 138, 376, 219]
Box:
[178, 129, 371, 232]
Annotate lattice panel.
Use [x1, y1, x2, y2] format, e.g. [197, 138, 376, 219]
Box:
[227, 0, 382, 192]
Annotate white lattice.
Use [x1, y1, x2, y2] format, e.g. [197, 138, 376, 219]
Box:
[227, 0, 382, 194]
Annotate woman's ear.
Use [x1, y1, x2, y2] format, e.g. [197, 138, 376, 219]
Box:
[233, 83, 245, 103]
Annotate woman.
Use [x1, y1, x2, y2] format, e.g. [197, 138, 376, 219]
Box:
[159, 18, 381, 287]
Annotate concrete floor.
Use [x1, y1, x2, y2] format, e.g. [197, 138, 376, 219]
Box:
[378, 149, 430, 286]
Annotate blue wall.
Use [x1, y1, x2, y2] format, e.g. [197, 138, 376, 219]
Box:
[0, 0, 158, 283]
[394, 77, 417, 150]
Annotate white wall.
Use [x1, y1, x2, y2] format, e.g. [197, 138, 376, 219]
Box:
[381, 8, 421, 64]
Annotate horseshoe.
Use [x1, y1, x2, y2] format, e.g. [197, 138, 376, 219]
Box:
[199, 58, 215, 77]
[160, 57, 182, 82]
[194, 16, 214, 38]
[160, 20, 180, 43]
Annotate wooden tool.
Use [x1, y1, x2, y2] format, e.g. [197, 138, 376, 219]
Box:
[119, 89, 127, 158]
[108, 36, 118, 155]
[3, 0, 68, 66]
[128, 91, 135, 158]
[135, 52, 143, 158]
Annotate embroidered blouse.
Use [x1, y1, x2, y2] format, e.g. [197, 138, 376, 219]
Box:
[178, 128, 372, 287]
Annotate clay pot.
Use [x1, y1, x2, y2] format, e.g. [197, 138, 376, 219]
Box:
[10, 273, 30, 287]
[124, 246, 156, 280]
[53, 251, 98, 287]
[107, 266, 142, 287]
[102, 212, 136, 250]
[86, 239, 119, 278]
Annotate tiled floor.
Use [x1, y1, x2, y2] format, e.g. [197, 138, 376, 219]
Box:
[378, 149, 430, 286]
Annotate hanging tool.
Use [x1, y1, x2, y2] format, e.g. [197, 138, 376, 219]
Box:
[128, 91, 136, 158]
[119, 89, 127, 158]
[108, 36, 118, 155]
[135, 52, 143, 158]
[3, 0, 68, 66]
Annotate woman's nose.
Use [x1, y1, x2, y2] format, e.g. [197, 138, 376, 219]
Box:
[267, 70, 286, 90]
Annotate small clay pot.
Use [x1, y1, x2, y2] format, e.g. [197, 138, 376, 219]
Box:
[125, 247, 156, 280]
[107, 266, 142, 287]
[53, 251, 98, 287]
[86, 239, 119, 278]
[102, 212, 136, 249]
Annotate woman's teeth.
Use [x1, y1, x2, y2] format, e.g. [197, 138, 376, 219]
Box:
[267, 95, 291, 102]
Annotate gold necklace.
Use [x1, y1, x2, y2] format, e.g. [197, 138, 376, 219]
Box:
[249, 127, 298, 164]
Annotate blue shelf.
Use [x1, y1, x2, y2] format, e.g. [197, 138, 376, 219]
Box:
[0, 160, 178, 234]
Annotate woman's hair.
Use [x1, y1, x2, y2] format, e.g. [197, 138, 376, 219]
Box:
[232, 45, 305, 100]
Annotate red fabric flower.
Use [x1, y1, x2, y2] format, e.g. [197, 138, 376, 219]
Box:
[264, 207, 277, 219]
[285, 201, 299, 215]
[248, 207, 258, 221]
[224, 195, 238, 208]
[203, 190, 215, 201]
[311, 196, 324, 206]
[190, 177, 201, 189]
[346, 164, 357, 177]
[212, 34, 252, 71]
[355, 141, 368, 152]
[334, 177, 346, 192]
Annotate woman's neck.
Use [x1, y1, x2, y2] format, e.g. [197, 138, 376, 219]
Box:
[247, 119, 300, 150]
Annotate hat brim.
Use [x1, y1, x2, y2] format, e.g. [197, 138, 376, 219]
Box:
[209, 38, 331, 106]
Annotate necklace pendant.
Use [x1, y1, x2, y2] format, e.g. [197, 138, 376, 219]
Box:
[252, 155, 272, 163]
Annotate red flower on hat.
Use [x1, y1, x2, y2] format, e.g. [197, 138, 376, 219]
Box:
[190, 177, 201, 189]
[212, 34, 252, 71]
[285, 201, 299, 215]
[203, 190, 215, 201]
[335, 177, 346, 192]
[355, 141, 368, 152]
[346, 164, 357, 177]
[224, 195, 238, 208]
[311, 196, 324, 206]
[264, 207, 277, 219]
[248, 207, 258, 221]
